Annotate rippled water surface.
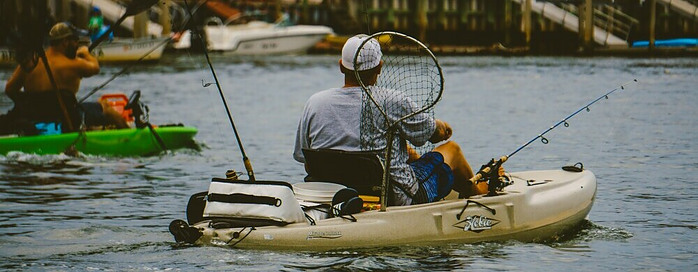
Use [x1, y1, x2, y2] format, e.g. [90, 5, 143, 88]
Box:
[1, 53, 696, 271]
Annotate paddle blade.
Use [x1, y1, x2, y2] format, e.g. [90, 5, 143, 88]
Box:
[124, 0, 159, 16]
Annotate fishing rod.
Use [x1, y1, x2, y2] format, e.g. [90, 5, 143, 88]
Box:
[184, 0, 256, 181]
[509, 79, 638, 158]
[471, 79, 639, 189]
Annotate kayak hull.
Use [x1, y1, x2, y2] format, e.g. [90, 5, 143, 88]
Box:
[187, 169, 596, 250]
[0, 126, 198, 156]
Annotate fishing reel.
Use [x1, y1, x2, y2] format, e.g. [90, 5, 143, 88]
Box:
[476, 158, 513, 196]
[125, 90, 150, 129]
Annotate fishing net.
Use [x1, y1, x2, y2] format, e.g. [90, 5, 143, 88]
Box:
[356, 32, 444, 156]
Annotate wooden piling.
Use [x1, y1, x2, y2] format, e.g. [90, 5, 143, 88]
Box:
[417, 0, 427, 42]
[583, 0, 594, 53]
[649, 0, 656, 52]
[523, 0, 532, 45]
[133, 12, 148, 38]
[159, 0, 171, 36]
[505, 0, 512, 46]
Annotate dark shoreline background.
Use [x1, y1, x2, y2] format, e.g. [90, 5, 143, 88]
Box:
[2, 0, 697, 57]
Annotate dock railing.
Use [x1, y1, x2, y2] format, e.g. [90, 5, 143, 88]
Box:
[556, 2, 638, 46]
[594, 5, 639, 43]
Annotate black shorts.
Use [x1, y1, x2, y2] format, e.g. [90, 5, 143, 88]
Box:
[80, 102, 108, 126]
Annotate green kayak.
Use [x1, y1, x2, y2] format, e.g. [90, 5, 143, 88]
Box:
[0, 126, 198, 156]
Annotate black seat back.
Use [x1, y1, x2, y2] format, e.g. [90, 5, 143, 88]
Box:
[302, 148, 384, 196]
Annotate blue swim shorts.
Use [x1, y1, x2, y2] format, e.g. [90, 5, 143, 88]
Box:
[410, 152, 454, 204]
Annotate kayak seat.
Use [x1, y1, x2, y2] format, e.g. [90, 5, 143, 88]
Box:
[302, 148, 384, 197]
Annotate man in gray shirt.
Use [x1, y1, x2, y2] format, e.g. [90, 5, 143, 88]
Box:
[294, 34, 485, 205]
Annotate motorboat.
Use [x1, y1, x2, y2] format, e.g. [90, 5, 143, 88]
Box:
[92, 36, 169, 62]
[203, 19, 333, 54]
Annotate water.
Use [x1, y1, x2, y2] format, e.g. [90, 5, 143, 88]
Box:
[1, 54, 696, 271]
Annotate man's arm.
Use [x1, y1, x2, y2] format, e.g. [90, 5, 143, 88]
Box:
[73, 46, 100, 77]
[293, 102, 313, 163]
[5, 66, 26, 102]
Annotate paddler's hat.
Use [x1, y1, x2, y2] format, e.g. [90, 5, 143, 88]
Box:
[341, 34, 382, 71]
[49, 22, 87, 41]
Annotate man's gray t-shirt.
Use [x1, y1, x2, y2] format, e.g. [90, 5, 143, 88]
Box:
[294, 86, 435, 205]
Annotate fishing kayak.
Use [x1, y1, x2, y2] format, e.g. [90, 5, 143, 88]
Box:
[171, 168, 596, 250]
[0, 125, 198, 156]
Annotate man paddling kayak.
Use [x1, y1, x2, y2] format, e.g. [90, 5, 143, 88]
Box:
[4, 22, 127, 133]
[294, 34, 499, 206]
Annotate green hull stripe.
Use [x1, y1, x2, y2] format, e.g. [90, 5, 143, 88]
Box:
[0, 126, 198, 156]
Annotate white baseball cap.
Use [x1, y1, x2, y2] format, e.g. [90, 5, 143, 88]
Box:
[341, 34, 382, 71]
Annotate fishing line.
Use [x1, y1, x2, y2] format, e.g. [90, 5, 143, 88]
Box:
[184, 0, 256, 181]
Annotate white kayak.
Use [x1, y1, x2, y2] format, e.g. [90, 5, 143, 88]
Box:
[173, 169, 596, 250]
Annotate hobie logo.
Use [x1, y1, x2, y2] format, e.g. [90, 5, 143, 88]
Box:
[453, 215, 499, 232]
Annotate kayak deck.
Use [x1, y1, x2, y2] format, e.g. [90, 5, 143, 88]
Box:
[0, 126, 198, 156]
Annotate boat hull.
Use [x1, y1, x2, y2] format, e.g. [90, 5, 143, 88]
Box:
[93, 37, 168, 63]
[188, 169, 596, 250]
[0, 126, 198, 156]
[205, 22, 333, 55]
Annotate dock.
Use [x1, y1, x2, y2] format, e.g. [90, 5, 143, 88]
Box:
[0, 0, 696, 56]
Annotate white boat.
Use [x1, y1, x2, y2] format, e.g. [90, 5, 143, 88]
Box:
[203, 20, 334, 54]
[171, 168, 596, 250]
[92, 37, 169, 62]
[0, 37, 168, 65]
